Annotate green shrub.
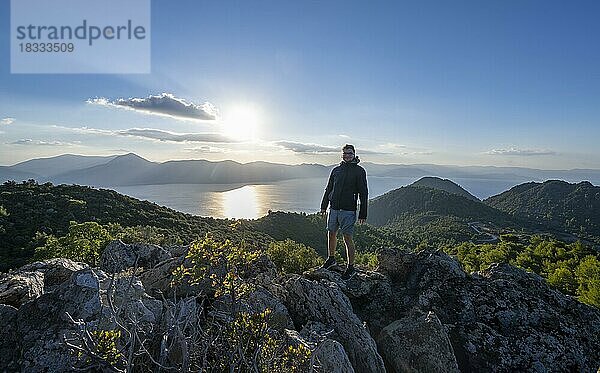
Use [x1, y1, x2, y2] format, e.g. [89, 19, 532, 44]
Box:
[355, 250, 379, 270]
[547, 267, 578, 295]
[266, 239, 323, 274]
[173, 234, 259, 300]
[576, 255, 600, 308]
[34, 221, 113, 266]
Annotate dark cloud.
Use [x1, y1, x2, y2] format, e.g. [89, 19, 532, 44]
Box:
[87, 93, 218, 120]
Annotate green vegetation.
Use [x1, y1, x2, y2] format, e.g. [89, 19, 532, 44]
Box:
[485, 180, 600, 245]
[34, 221, 113, 266]
[445, 235, 600, 308]
[170, 235, 311, 372]
[266, 239, 324, 274]
[380, 213, 475, 249]
[0, 180, 271, 271]
[173, 235, 260, 300]
[410, 177, 479, 201]
[89, 330, 123, 368]
[354, 250, 379, 270]
[368, 185, 516, 227]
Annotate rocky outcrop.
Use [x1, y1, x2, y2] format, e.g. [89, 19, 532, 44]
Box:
[1, 244, 599, 372]
[270, 273, 386, 373]
[369, 249, 600, 372]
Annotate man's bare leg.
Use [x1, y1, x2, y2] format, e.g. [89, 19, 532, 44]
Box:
[342, 233, 355, 266]
[328, 230, 337, 257]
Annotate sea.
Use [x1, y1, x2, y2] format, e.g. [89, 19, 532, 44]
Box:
[108, 176, 526, 219]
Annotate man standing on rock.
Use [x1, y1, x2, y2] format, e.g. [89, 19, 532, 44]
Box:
[320, 144, 368, 280]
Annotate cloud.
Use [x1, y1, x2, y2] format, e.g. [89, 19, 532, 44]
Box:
[9, 139, 76, 146]
[275, 141, 340, 154]
[1, 117, 15, 125]
[485, 147, 556, 156]
[48, 124, 113, 135]
[49, 125, 238, 144]
[183, 145, 229, 154]
[87, 93, 218, 120]
[275, 141, 387, 155]
[116, 128, 239, 143]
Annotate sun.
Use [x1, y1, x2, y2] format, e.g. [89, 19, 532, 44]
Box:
[222, 104, 261, 141]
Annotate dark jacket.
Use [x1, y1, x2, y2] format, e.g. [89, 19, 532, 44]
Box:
[320, 156, 368, 219]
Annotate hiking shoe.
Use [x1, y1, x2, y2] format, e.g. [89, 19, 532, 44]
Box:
[341, 265, 356, 280]
[321, 256, 337, 270]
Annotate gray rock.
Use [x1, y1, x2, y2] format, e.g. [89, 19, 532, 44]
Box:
[104, 275, 162, 324]
[375, 249, 600, 372]
[139, 255, 210, 298]
[0, 304, 19, 371]
[377, 310, 459, 373]
[100, 239, 172, 273]
[271, 274, 385, 373]
[305, 267, 395, 337]
[18, 258, 88, 292]
[244, 286, 294, 330]
[285, 328, 355, 373]
[0, 271, 44, 308]
[298, 321, 355, 373]
[16, 269, 104, 372]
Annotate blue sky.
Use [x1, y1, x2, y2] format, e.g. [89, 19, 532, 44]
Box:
[1, 0, 599, 168]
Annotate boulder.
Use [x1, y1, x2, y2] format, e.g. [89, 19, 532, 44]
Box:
[18, 258, 88, 292]
[377, 310, 459, 373]
[16, 269, 104, 372]
[285, 327, 355, 373]
[271, 274, 385, 373]
[0, 271, 44, 308]
[299, 321, 355, 373]
[244, 286, 294, 330]
[139, 255, 211, 298]
[104, 275, 162, 325]
[100, 240, 172, 273]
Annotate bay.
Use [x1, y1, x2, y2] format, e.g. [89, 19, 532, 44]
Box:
[109, 176, 525, 219]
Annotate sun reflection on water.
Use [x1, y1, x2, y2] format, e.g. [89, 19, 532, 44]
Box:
[221, 184, 262, 219]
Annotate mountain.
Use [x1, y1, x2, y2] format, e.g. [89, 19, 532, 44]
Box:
[485, 180, 600, 244]
[0, 166, 39, 183]
[9, 154, 117, 178]
[2, 153, 331, 186]
[409, 176, 479, 201]
[367, 185, 514, 227]
[53, 153, 159, 186]
[3, 153, 600, 193]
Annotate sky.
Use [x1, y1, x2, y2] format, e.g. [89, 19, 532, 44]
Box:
[1, 0, 599, 169]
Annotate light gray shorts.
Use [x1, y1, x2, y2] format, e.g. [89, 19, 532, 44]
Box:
[327, 208, 356, 235]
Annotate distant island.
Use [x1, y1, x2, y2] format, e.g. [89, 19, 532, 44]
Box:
[2, 152, 600, 187]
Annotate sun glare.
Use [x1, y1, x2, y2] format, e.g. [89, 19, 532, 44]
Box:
[222, 104, 261, 141]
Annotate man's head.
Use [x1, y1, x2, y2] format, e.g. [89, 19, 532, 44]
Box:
[342, 144, 355, 162]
